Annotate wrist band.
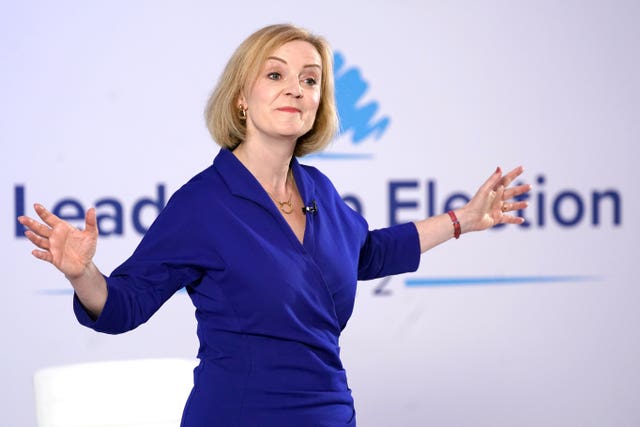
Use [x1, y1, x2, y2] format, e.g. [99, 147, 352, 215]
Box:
[447, 210, 461, 239]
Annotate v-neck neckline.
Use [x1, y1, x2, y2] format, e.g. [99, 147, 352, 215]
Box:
[214, 149, 315, 251]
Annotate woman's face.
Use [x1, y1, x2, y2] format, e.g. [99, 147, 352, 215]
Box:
[240, 40, 322, 143]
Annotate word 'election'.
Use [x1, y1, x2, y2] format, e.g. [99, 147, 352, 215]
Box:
[383, 175, 621, 228]
[14, 175, 621, 237]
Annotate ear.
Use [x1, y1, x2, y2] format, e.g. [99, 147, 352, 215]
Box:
[237, 93, 246, 109]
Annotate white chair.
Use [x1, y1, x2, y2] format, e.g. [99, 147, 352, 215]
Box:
[34, 358, 198, 427]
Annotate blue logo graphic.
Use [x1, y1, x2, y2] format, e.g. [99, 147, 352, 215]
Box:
[334, 51, 390, 143]
[309, 51, 390, 159]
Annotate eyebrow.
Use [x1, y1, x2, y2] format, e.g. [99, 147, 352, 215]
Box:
[266, 56, 322, 70]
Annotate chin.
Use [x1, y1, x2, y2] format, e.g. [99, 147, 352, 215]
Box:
[276, 127, 310, 140]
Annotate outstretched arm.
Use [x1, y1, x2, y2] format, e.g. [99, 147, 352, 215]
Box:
[414, 166, 531, 253]
[18, 204, 107, 318]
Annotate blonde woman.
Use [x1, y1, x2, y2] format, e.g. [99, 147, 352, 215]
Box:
[19, 24, 530, 427]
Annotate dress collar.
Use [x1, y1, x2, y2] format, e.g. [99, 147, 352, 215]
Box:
[212, 148, 316, 208]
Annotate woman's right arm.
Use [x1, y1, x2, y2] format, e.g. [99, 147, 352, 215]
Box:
[18, 203, 107, 318]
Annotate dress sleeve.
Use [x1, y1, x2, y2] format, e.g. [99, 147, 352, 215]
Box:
[357, 222, 421, 281]
[301, 163, 421, 282]
[73, 183, 224, 334]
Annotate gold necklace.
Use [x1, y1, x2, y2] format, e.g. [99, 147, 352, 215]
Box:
[267, 190, 294, 214]
[266, 169, 295, 215]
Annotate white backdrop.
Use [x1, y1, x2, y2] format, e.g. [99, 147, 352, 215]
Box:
[2, 1, 638, 426]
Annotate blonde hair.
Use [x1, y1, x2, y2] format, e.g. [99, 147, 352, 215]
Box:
[204, 24, 338, 157]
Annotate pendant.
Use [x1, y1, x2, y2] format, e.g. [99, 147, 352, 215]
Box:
[277, 200, 294, 214]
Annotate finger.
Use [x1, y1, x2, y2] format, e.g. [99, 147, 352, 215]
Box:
[503, 183, 532, 200]
[501, 200, 529, 213]
[24, 230, 51, 250]
[479, 166, 503, 193]
[17, 215, 53, 239]
[493, 185, 505, 212]
[509, 201, 529, 212]
[34, 203, 62, 228]
[17, 215, 38, 232]
[500, 166, 525, 188]
[84, 207, 98, 236]
[31, 248, 54, 263]
[500, 214, 526, 225]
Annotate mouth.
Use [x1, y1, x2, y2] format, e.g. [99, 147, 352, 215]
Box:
[277, 107, 301, 113]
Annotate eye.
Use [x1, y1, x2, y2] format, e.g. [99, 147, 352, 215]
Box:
[302, 77, 318, 86]
[267, 72, 281, 80]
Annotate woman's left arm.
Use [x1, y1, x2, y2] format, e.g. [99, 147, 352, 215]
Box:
[414, 166, 531, 253]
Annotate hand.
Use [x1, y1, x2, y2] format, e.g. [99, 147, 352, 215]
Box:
[18, 204, 99, 280]
[460, 166, 531, 233]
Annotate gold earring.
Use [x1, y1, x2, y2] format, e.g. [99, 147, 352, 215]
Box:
[238, 106, 247, 120]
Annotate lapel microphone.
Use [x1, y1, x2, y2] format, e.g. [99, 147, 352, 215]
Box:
[302, 200, 318, 215]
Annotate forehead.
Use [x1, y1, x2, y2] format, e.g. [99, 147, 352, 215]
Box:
[266, 40, 322, 69]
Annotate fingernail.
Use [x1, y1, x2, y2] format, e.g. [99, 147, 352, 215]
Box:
[495, 166, 501, 174]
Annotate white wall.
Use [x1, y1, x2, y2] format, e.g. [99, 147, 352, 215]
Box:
[2, 1, 637, 426]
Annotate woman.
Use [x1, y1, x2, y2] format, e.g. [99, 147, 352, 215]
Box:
[18, 24, 530, 427]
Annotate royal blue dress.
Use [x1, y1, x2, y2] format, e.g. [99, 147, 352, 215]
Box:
[74, 148, 420, 426]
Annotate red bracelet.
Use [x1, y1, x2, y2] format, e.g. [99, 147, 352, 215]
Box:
[447, 210, 461, 239]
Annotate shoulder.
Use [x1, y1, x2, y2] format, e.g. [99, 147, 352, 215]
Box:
[152, 163, 228, 228]
[298, 161, 368, 228]
[169, 164, 225, 206]
[298, 163, 338, 192]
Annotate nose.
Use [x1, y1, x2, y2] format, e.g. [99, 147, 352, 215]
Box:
[285, 79, 303, 98]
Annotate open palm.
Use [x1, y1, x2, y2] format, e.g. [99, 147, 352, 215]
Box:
[18, 204, 98, 280]
[464, 166, 531, 233]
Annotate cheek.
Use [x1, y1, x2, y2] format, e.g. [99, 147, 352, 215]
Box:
[307, 92, 321, 114]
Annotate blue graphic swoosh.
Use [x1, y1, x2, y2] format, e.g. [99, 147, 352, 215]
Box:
[405, 275, 597, 287]
[304, 152, 374, 160]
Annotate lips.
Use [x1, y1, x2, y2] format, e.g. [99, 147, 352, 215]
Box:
[277, 107, 301, 113]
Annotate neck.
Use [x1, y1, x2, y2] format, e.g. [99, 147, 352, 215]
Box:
[232, 137, 294, 195]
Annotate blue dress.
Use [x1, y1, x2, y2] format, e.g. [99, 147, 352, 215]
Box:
[74, 148, 420, 426]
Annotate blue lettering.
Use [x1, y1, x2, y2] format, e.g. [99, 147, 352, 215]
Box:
[389, 181, 419, 226]
[535, 175, 546, 226]
[12, 177, 623, 239]
[385, 176, 622, 229]
[95, 198, 124, 236]
[553, 191, 584, 226]
[13, 184, 168, 237]
[52, 199, 85, 224]
[427, 180, 436, 218]
[132, 184, 166, 234]
[592, 190, 621, 225]
[14, 185, 25, 237]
